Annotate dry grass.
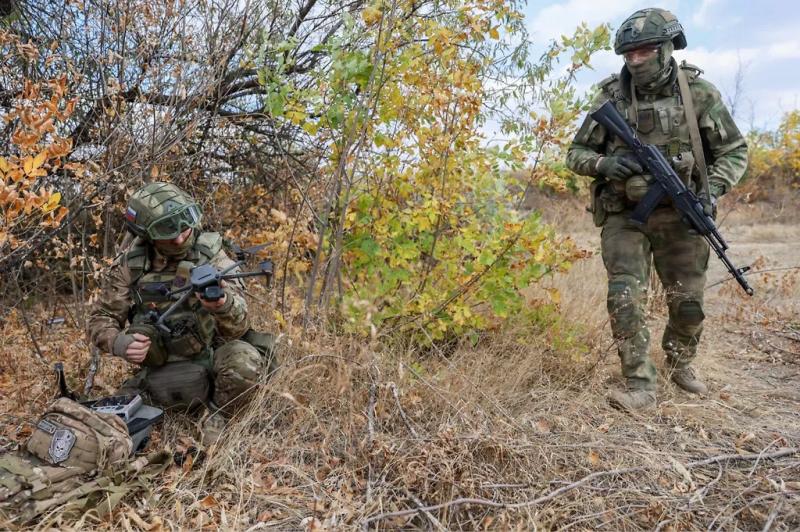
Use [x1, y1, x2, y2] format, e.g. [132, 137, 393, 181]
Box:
[3, 191, 800, 530]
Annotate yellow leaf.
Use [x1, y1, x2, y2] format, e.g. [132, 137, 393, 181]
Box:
[23, 156, 33, 175]
[362, 6, 382, 26]
[42, 191, 61, 213]
[546, 287, 560, 304]
[489, 26, 500, 40]
[32, 150, 48, 170]
[0, 157, 8, 173]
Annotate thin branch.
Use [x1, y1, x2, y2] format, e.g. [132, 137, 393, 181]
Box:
[362, 448, 800, 527]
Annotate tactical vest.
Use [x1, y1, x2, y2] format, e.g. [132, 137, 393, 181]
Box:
[600, 63, 702, 191]
[123, 232, 223, 364]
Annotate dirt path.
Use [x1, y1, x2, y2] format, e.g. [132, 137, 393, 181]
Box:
[550, 214, 800, 439]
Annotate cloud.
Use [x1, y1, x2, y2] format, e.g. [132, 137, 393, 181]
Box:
[675, 39, 800, 81]
[525, 0, 661, 44]
[691, 0, 722, 27]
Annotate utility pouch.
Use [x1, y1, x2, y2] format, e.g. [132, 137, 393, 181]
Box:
[242, 329, 280, 377]
[588, 181, 606, 227]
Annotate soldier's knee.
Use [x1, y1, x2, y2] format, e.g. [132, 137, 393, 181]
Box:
[607, 275, 644, 338]
[672, 300, 705, 329]
[146, 361, 210, 410]
[213, 340, 263, 408]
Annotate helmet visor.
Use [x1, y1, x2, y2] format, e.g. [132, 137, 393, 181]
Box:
[146, 203, 202, 240]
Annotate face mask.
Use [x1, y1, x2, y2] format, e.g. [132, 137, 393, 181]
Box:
[626, 41, 674, 92]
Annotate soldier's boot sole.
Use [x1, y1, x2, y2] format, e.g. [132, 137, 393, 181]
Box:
[607, 389, 656, 412]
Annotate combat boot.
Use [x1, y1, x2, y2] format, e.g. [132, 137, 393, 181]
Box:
[607, 388, 656, 412]
[670, 366, 708, 395]
[200, 402, 227, 447]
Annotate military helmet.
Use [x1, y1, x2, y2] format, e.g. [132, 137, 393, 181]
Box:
[125, 182, 202, 241]
[614, 8, 687, 55]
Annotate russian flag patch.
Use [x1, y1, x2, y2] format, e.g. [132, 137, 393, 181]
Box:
[125, 207, 137, 222]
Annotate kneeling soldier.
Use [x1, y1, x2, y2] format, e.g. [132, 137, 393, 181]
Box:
[88, 182, 269, 442]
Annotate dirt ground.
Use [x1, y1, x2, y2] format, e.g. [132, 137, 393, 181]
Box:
[543, 196, 800, 437]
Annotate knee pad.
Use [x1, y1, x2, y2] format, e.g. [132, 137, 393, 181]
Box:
[213, 340, 263, 409]
[607, 275, 644, 338]
[672, 300, 705, 328]
[145, 361, 210, 410]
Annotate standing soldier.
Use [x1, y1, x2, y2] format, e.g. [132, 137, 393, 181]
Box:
[88, 182, 276, 441]
[566, 9, 748, 410]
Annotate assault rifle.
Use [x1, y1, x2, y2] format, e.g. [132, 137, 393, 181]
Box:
[149, 259, 273, 334]
[590, 100, 754, 296]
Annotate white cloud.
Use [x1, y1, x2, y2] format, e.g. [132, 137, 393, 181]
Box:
[675, 39, 800, 82]
[525, 0, 661, 44]
[691, 0, 722, 27]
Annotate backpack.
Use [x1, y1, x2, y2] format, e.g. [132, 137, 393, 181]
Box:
[0, 398, 169, 525]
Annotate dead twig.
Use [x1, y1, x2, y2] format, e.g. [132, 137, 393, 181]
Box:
[84, 346, 101, 396]
[390, 382, 419, 439]
[362, 448, 800, 527]
[365, 382, 377, 508]
[761, 499, 784, 532]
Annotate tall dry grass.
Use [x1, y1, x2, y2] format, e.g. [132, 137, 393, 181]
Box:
[4, 190, 800, 530]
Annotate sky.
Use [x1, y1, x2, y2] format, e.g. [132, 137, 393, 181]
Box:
[523, 0, 800, 131]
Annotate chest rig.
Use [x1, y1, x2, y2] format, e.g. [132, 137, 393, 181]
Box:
[123, 233, 223, 362]
[602, 63, 704, 192]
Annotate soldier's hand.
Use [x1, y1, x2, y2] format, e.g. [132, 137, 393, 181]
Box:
[112, 333, 151, 364]
[196, 279, 228, 312]
[596, 155, 643, 181]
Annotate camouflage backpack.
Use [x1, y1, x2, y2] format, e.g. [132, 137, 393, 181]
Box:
[0, 398, 169, 525]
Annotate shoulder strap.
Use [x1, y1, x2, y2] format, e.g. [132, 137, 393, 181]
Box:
[122, 238, 150, 283]
[677, 66, 709, 197]
[194, 232, 223, 264]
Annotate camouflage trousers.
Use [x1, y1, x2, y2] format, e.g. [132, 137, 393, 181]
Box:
[119, 340, 265, 412]
[601, 207, 710, 391]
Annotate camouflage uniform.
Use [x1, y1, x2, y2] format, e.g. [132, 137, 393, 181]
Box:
[566, 9, 748, 395]
[87, 183, 268, 412]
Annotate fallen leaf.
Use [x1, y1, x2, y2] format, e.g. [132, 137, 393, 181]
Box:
[199, 495, 218, 509]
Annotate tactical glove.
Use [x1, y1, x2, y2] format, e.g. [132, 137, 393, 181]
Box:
[596, 155, 644, 181]
[112, 332, 151, 363]
[709, 179, 726, 200]
[701, 180, 727, 219]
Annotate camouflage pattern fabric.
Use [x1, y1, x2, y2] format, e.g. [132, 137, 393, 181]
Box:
[1, 449, 171, 525]
[212, 340, 263, 411]
[87, 231, 253, 409]
[25, 398, 132, 473]
[566, 60, 747, 390]
[567, 62, 748, 194]
[88, 232, 249, 355]
[602, 209, 709, 390]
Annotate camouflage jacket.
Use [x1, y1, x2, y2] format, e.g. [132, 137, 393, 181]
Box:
[87, 231, 249, 356]
[566, 61, 748, 194]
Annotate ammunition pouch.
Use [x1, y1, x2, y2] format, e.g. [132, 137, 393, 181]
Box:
[588, 181, 626, 227]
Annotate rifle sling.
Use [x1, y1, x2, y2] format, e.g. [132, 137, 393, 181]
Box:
[677, 66, 709, 198]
